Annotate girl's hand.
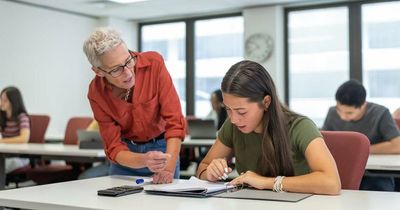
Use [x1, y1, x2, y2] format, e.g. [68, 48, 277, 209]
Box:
[229, 171, 266, 189]
[206, 158, 232, 182]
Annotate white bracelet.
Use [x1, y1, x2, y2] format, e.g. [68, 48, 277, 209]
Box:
[273, 176, 285, 192]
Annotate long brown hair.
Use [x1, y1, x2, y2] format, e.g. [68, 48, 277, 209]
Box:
[0, 86, 28, 131]
[221, 60, 296, 177]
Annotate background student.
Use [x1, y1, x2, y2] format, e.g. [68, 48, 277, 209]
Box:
[322, 79, 400, 191]
[83, 28, 186, 184]
[0, 86, 30, 174]
[206, 89, 228, 130]
[196, 60, 341, 195]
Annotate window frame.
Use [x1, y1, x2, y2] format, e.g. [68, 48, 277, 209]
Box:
[284, 0, 396, 106]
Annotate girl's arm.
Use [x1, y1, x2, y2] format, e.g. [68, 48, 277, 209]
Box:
[230, 137, 341, 195]
[0, 128, 30, 143]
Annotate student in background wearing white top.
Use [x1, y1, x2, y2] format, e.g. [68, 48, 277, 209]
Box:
[0, 86, 30, 173]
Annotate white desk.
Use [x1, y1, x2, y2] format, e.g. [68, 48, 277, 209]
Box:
[0, 176, 399, 210]
[0, 143, 105, 190]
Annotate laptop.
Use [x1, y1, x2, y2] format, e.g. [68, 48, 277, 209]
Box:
[78, 130, 104, 149]
[187, 119, 217, 139]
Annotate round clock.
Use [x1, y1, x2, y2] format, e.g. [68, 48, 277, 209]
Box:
[245, 33, 274, 63]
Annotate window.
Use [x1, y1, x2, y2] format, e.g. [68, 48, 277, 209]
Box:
[287, 7, 349, 126]
[141, 22, 186, 113]
[194, 16, 244, 117]
[362, 1, 400, 112]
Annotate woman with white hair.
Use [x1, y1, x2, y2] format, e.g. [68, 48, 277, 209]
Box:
[83, 28, 186, 184]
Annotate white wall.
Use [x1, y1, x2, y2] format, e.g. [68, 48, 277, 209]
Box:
[98, 17, 139, 50]
[243, 6, 285, 101]
[0, 1, 99, 138]
[0, 1, 140, 139]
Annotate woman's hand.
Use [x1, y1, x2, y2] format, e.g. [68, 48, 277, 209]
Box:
[144, 151, 171, 173]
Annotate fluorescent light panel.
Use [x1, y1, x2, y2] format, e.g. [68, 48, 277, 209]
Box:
[108, 0, 148, 3]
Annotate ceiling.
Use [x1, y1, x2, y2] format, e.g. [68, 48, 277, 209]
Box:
[13, 0, 319, 21]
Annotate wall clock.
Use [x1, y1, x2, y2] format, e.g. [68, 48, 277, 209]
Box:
[245, 33, 274, 63]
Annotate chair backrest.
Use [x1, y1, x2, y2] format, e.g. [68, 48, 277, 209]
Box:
[64, 117, 93, 145]
[321, 130, 370, 190]
[394, 118, 400, 129]
[29, 114, 51, 143]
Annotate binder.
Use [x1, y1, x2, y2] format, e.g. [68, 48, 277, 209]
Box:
[215, 188, 313, 202]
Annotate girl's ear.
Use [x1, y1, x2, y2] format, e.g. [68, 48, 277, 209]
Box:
[263, 95, 271, 109]
[92, 67, 105, 77]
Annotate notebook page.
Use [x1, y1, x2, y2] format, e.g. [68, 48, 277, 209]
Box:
[145, 176, 234, 193]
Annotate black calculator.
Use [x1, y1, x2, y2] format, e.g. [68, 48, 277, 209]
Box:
[97, 185, 144, 197]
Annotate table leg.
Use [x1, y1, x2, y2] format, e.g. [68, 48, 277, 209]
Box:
[0, 155, 5, 190]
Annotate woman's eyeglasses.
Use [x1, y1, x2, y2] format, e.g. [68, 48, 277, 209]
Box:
[98, 55, 136, 78]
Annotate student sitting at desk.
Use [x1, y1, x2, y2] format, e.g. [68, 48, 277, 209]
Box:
[0, 86, 30, 174]
[206, 89, 228, 130]
[322, 80, 400, 191]
[196, 60, 341, 195]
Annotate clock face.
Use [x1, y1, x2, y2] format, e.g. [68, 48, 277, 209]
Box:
[245, 33, 273, 63]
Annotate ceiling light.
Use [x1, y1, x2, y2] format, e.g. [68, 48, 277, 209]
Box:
[108, 0, 148, 4]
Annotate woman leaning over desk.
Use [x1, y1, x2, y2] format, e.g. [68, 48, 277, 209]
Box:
[196, 60, 341, 195]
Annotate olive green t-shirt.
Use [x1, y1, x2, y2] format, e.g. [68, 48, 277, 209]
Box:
[218, 116, 321, 176]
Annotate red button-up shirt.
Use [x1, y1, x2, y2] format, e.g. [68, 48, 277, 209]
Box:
[88, 51, 186, 161]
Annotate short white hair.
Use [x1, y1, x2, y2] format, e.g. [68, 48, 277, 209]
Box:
[83, 27, 124, 67]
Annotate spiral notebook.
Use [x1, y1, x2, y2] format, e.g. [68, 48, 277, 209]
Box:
[144, 177, 234, 197]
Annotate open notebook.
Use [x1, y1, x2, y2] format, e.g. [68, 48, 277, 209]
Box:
[144, 177, 234, 197]
[145, 177, 312, 201]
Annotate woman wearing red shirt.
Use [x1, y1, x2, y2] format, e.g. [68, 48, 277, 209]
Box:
[83, 28, 186, 184]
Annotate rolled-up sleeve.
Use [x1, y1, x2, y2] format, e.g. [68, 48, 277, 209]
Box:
[88, 96, 128, 162]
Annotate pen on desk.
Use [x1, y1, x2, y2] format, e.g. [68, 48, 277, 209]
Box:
[134, 178, 144, 184]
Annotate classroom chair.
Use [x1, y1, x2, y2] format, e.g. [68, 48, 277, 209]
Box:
[27, 117, 93, 185]
[321, 130, 370, 190]
[6, 114, 51, 188]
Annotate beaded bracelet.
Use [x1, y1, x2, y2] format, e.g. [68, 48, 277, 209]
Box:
[273, 176, 285, 192]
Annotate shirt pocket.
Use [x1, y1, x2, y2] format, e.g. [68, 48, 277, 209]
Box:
[138, 95, 161, 130]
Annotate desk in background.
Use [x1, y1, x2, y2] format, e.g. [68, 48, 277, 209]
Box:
[0, 143, 105, 190]
[365, 154, 400, 178]
[182, 140, 400, 179]
[181, 136, 214, 148]
[0, 175, 400, 210]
